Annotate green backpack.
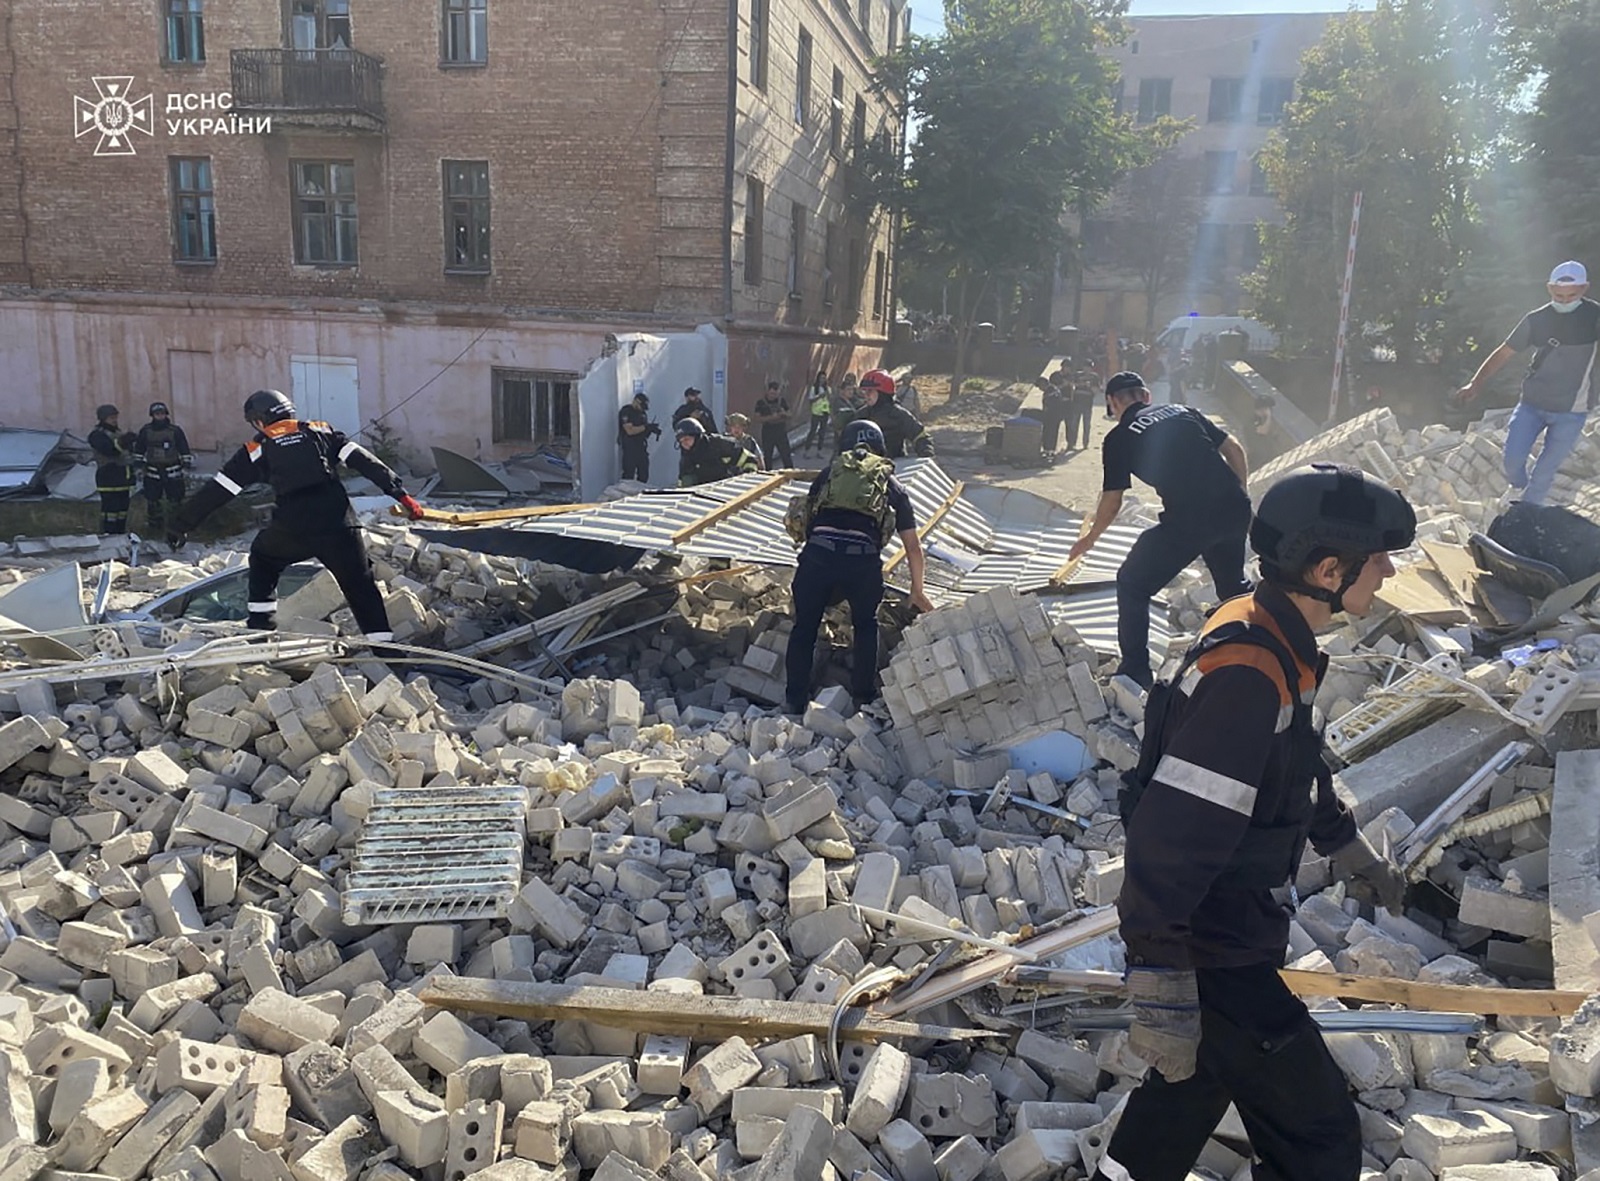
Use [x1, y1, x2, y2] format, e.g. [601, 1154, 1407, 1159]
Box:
[785, 446, 897, 547]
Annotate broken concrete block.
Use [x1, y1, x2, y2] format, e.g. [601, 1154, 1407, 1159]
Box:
[846, 1042, 911, 1140]
[570, 1111, 670, 1173]
[237, 990, 340, 1055]
[1400, 1110, 1517, 1172]
[682, 1038, 761, 1118]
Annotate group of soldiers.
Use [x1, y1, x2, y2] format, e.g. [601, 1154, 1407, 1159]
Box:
[617, 369, 934, 489]
[87, 402, 196, 536]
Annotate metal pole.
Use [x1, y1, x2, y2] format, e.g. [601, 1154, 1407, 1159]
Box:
[1329, 190, 1362, 424]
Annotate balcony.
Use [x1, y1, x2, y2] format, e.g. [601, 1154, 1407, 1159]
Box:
[229, 48, 385, 132]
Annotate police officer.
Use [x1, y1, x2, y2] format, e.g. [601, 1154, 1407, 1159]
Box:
[87, 404, 137, 535]
[854, 368, 934, 458]
[617, 392, 659, 483]
[670, 386, 717, 433]
[785, 419, 933, 715]
[675, 419, 758, 487]
[1067, 372, 1252, 689]
[1037, 373, 1069, 455]
[753, 380, 794, 469]
[1093, 464, 1415, 1181]
[133, 401, 194, 536]
[168, 390, 426, 640]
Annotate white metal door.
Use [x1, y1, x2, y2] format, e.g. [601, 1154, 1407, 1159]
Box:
[290, 356, 361, 435]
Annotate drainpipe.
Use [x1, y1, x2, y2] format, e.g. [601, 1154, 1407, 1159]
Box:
[722, 0, 738, 326]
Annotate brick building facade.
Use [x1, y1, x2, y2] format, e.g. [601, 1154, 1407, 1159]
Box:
[0, 0, 902, 466]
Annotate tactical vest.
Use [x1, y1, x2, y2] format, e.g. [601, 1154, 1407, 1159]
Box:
[144, 423, 181, 468]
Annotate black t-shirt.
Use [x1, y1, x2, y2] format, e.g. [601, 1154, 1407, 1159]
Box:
[754, 395, 789, 434]
[808, 465, 916, 545]
[618, 404, 649, 440]
[1505, 299, 1600, 413]
[1101, 402, 1239, 506]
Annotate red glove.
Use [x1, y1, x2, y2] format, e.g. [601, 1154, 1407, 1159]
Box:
[398, 494, 424, 520]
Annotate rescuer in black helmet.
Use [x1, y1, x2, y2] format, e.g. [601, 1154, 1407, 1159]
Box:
[617, 391, 660, 483]
[87, 404, 137, 535]
[674, 416, 757, 487]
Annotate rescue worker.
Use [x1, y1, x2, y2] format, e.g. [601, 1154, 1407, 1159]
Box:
[1093, 463, 1415, 1181]
[854, 368, 934, 458]
[1067, 372, 1252, 689]
[804, 371, 832, 454]
[675, 418, 758, 487]
[752, 380, 794, 469]
[168, 390, 425, 640]
[87, 404, 137, 535]
[617, 391, 660, 483]
[133, 401, 194, 536]
[670, 386, 717, 434]
[784, 419, 934, 715]
[725, 413, 766, 471]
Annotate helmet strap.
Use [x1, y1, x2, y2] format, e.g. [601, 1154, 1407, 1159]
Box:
[1264, 558, 1366, 614]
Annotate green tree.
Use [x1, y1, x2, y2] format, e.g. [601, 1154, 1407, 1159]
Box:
[1101, 149, 1204, 334]
[1243, 0, 1475, 366]
[863, 0, 1147, 395]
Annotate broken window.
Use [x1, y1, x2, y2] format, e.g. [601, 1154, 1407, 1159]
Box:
[292, 159, 358, 266]
[830, 69, 844, 157]
[493, 369, 575, 445]
[744, 177, 764, 285]
[170, 157, 216, 263]
[795, 29, 812, 126]
[289, 0, 351, 51]
[444, 160, 490, 272]
[442, 0, 487, 64]
[164, 0, 205, 64]
[1208, 76, 1245, 124]
[749, 0, 769, 91]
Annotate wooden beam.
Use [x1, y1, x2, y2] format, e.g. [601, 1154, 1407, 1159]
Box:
[1047, 513, 1097, 587]
[671, 472, 798, 545]
[884, 480, 964, 577]
[1278, 969, 1586, 1018]
[396, 502, 595, 525]
[418, 977, 993, 1045]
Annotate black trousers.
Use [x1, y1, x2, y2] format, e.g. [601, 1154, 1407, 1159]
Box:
[804, 414, 830, 451]
[761, 427, 793, 469]
[1116, 495, 1251, 685]
[620, 442, 650, 483]
[248, 522, 392, 637]
[141, 467, 185, 532]
[1093, 963, 1361, 1181]
[1041, 406, 1066, 452]
[1067, 401, 1095, 449]
[97, 464, 134, 533]
[785, 538, 883, 709]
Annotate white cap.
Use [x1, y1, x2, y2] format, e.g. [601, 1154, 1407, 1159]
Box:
[1549, 260, 1588, 285]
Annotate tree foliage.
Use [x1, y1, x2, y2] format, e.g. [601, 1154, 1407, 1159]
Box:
[1101, 151, 1205, 333]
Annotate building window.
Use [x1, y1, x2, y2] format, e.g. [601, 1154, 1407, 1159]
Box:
[1135, 78, 1171, 124]
[886, 8, 898, 54]
[442, 0, 487, 64]
[1258, 76, 1294, 125]
[872, 249, 886, 319]
[744, 177, 764, 285]
[830, 69, 844, 156]
[1194, 222, 1228, 277]
[170, 156, 216, 262]
[444, 160, 490, 272]
[788, 202, 806, 298]
[292, 160, 358, 266]
[1203, 151, 1237, 195]
[846, 236, 862, 312]
[289, 0, 351, 51]
[749, 0, 769, 91]
[857, 0, 871, 44]
[824, 221, 838, 306]
[851, 97, 867, 158]
[1208, 77, 1245, 123]
[492, 370, 575, 445]
[796, 30, 812, 126]
[1249, 156, 1272, 197]
[164, 0, 205, 64]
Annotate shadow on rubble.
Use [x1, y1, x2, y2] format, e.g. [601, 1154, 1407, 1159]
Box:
[413, 528, 644, 574]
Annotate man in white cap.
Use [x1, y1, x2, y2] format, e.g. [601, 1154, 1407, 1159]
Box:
[1457, 261, 1600, 505]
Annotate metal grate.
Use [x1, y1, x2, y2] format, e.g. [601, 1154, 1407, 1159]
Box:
[341, 786, 527, 925]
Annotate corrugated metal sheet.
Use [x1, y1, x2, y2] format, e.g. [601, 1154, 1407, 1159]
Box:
[0, 429, 67, 495]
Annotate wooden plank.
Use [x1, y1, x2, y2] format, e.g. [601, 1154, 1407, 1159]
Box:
[1421, 541, 1483, 607]
[1373, 565, 1470, 624]
[884, 480, 964, 577]
[670, 472, 797, 545]
[1278, 969, 1586, 1017]
[1047, 514, 1097, 587]
[396, 502, 595, 525]
[418, 977, 993, 1045]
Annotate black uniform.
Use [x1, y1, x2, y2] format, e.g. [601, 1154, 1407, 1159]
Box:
[855, 394, 933, 459]
[678, 433, 757, 487]
[671, 400, 717, 434]
[134, 419, 193, 534]
[1102, 402, 1251, 685]
[785, 467, 916, 709]
[87, 423, 136, 534]
[1040, 382, 1070, 452]
[617, 403, 652, 483]
[1067, 378, 1097, 450]
[1096, 586, 1361, 1181]
[753, 393, 794, 468]
[173, 419, 408, 637]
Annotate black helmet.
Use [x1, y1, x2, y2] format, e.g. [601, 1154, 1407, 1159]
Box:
[634, 392, 650, 409]
[96, 404, 119, 421]
[244, 389, 295, 426]
[149, 401, 170, 417]
[674, 418, 705, 440]
[1251, 463, 1417, 608]
[840, 418, 887, 456]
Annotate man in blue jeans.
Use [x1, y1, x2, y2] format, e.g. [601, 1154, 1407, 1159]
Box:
[1457, 260, 1599, 505]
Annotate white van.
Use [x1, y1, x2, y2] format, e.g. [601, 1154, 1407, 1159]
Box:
[1155, 315, 1279, 356]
